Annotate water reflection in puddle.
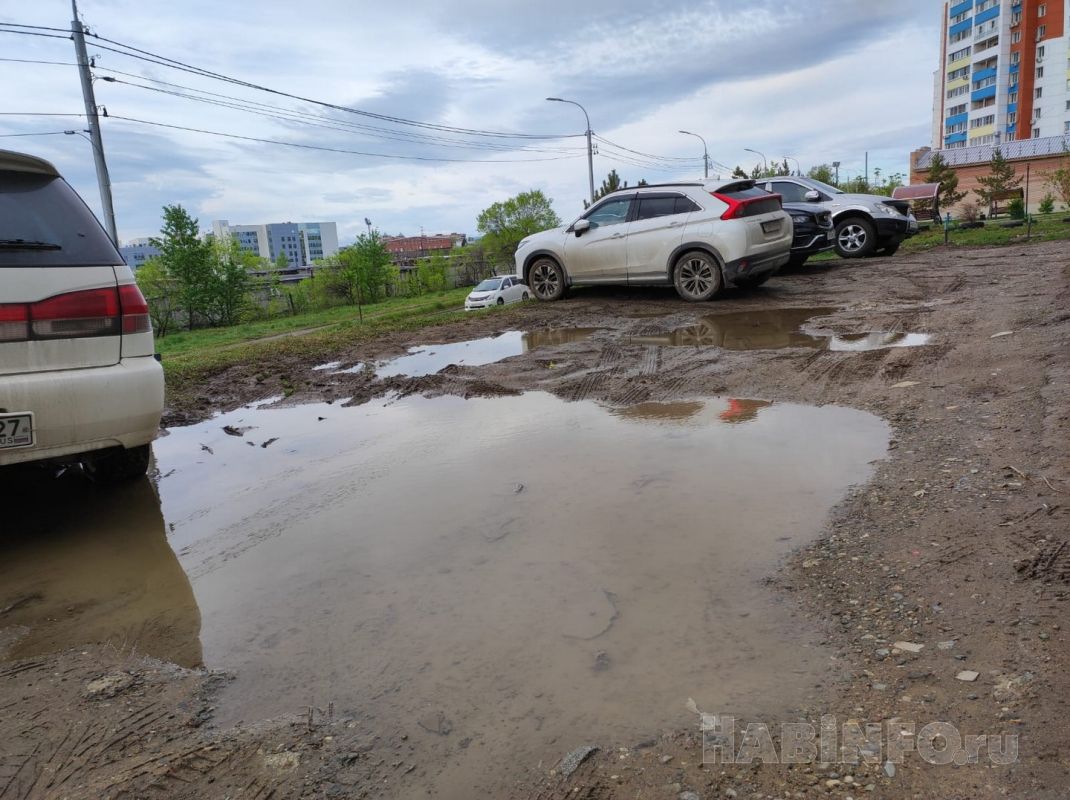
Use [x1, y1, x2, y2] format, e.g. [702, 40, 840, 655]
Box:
[2, 392, 888, 798]
[630, 308, 930, 351]
[331, 328, 599, 377]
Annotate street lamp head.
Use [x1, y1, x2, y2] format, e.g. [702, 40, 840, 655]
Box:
[679, 129, 692, 135]
[546, 97, 563, 102]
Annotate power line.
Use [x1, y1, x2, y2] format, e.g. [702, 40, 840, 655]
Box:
[84, 33, 581, 141]
[0, 22, 71, 33]
[0, 57, 78, 66]
[106, 115, 588, 164]
[0, 28, 71, 41]
[594, 134, 698, 164]
[0, 112, 86, 117]
[99, 76, 586, 155]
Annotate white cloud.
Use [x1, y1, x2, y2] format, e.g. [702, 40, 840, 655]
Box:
[1, 0, 938, 243]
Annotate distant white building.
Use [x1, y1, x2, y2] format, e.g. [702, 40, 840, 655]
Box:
[211, 220, 339, 267]
[118, 237, 160, 270]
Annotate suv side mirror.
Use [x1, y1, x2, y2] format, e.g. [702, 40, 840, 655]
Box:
[804, 190, 821, 202]
[572, 219, 591, 237]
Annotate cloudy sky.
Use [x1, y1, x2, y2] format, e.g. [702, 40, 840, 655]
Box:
[2, 1, 939, 245]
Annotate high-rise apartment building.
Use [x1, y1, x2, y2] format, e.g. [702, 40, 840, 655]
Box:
[211, 220, 340, 267]
[933, 0, 1068, 150]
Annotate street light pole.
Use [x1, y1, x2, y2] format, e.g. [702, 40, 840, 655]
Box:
[547, 97, 595, 205]
[832, 161, 841, 185]
[679, 130, 709, 178]
[743, 148, 767, 175]
[71, 0, 117, 245]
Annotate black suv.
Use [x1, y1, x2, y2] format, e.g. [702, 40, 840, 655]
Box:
[782, 202, 834, 268]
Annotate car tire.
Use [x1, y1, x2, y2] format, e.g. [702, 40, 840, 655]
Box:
[672, 250, 723, 302]
[497, 297, 505, 305]
[528, 258, 566, 302]
[834, 217, 876, 258]
[82, 444, 151, 484]
[877, 243, 901, 256]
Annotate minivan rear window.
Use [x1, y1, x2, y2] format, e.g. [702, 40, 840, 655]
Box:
[0, 170, 123, 267]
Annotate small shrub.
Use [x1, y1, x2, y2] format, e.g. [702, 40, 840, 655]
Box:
[960, 201, 980, 223]
[1007, 198, 1025, 219]
[1038, 193, 1055, 214]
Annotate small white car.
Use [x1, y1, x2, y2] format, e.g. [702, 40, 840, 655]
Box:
[514, 179, 792, 302]
[0, 149, 164, 482]
[464, 275, 530, 310]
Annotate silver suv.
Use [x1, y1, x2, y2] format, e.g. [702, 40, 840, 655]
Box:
[758, 176, 916, 258]
[514, 179, 792, 302]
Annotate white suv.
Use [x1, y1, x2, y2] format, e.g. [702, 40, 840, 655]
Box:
[0, 150, 164, 482]
[515, 179, 792, 302]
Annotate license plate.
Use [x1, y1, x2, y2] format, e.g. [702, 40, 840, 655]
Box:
[761, 220, 781, 234]
[0, 413, 34, 450]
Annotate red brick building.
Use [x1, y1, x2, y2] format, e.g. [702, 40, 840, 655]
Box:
[382, 233, 467, 268]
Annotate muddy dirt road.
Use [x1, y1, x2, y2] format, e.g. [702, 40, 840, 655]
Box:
[2, 242, 1068, 799]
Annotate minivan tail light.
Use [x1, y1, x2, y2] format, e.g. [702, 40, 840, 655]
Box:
[0, 286, 137, 342]
[711, 191, 782, 220]
[118, 283, 152, 334]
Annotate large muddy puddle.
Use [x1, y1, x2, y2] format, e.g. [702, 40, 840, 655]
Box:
[1, 391, 888, 797]
[630, 308, 930, 351]
[333, 328, 599, 377]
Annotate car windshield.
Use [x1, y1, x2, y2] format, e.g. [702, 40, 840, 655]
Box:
[475, 279, 502, 291]
[0, 170, 123, 267]
[803, 177, 844, 196]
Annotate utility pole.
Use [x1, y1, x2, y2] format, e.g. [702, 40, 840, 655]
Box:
[547, 97, 595, 205]
[679, 130, 709, 178]
[71, 0, 117, 244]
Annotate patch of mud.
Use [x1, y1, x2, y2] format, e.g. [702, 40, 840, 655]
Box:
[628, 307, 929, 352]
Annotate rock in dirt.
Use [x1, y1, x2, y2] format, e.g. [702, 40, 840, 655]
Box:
[83, 671, 135, 699]
[956, 670, 980, 682]
[558, 745, 598, 778]
[893, 641, 924, 653]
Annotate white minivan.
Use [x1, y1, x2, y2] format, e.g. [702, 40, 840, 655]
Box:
[0, 149, 164, 481]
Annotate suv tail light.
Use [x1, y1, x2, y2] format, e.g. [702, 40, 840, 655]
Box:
[711, 191, 782, 220]
[0, 284, 152, 343]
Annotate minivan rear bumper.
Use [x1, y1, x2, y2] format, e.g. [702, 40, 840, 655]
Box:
[0, 356, 164, 467]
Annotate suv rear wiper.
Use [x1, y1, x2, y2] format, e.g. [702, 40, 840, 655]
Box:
[0, 239, 62, 250]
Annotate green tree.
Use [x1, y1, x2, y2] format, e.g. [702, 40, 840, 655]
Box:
[925, 153, 967, 215]
[274, 251, 290, 270]
[731, 165, 749, 179]
[416, 250, 451, 294]
[326, 231, 396, 306]
[1039, 193, 1055, 214]
[1044, 146, 1070, 210]
[208, 237, 253, 325]
[974, 147, 1022, 215]
[150, 204, 212, 331]
[476, 190, 561, 267]
[581, 169, 648, 209]
[134, 257, 176, 337]
[807, 164, 836, 184]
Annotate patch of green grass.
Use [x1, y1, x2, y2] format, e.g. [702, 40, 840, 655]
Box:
[810, 212, 1070, 263]
[160, 287, 521, 405]
[155, 288, 472, 359]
